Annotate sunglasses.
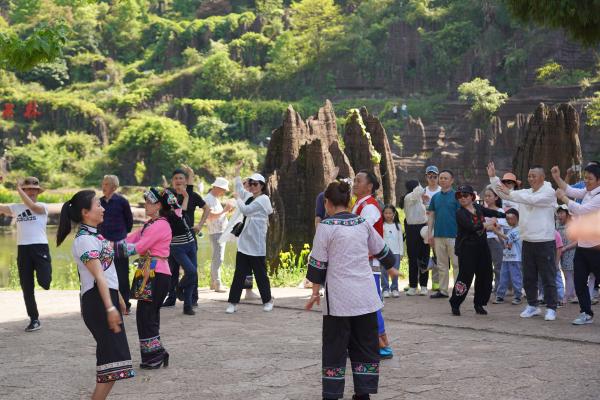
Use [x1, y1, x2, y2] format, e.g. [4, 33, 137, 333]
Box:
[457, 193, 472, 199]
[501, 180, 516, 185]
[426, 174, 438, 178]
[23, 179, 39, 185]
[248, 180, 261, 187]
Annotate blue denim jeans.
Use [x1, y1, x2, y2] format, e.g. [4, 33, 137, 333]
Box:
[170, 241, 198, 308]
[380, 254, 400, 292]
[538, 268, 564, 301]
[496, 261, 523, 299]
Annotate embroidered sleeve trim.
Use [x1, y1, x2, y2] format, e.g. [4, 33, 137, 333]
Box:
[80, 250, 100, 264]
[308, 256, 328, 270]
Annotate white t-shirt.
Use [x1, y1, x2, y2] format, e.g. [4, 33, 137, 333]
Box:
[486, 216, 507, 239]
[204, 192, 228, 235]
[72, 225, 119, 295]
[383, 222, 404, 256]
[9, 203, 49, 245]
[424, 186, 441, 207]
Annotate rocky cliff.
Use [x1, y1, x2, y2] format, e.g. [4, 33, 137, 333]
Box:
[395, 83, 600, 197]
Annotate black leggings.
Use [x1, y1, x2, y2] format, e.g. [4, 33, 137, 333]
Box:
[18, 244, 52, 320]
[228, 252, 272, 304]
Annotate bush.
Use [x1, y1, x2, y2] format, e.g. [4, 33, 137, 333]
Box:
[188, 138, 265, 179]
[458, 78, 508, 121]
[108, 115, 191, 185]
[586, 92, 600, 127]
[6, 131, 103, 188]
[536, 61, 592, 86]
[192, 115, 229, 139]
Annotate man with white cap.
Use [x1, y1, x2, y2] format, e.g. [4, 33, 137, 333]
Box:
[203, 177, 233, 293]
[0, 177, 52, 332]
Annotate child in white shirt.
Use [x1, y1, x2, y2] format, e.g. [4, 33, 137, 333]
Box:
[381, 205, 404, 298]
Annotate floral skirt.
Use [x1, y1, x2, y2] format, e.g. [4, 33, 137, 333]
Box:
[82, 287, 135, 383]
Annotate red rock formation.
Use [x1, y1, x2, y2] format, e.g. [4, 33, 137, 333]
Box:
[263, 101, 354, 266]
[513, 103, 582, 183]
[343, 107, 397, 205]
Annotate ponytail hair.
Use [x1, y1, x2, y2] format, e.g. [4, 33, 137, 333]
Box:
[57, 190, 96, 246]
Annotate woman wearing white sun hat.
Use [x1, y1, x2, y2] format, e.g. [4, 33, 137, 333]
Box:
[204, 177, 234, 293]
[226, 161, 274, 313]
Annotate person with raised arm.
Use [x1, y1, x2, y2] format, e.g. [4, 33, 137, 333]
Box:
[0, 177, 52, 332]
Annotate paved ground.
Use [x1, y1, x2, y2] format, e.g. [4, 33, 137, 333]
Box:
[1, 285, 600, 399]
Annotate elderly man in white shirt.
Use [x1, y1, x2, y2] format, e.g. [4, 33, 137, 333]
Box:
[495, 165, 559, 321]
[403, 180, 430, 295]
[552, 164, 600, 325]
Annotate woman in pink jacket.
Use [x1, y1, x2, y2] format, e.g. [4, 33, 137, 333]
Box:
[118, 187, 175, 369]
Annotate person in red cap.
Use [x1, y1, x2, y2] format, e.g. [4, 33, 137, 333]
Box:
[450, 185, 505, 316]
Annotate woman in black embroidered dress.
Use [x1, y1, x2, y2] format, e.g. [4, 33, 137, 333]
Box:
[450, 185, 505, 316]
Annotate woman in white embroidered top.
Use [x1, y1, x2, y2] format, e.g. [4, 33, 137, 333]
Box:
[226, 161, 274, 314]
[57, 190, 134, 400]
[305, 181, 397, 400]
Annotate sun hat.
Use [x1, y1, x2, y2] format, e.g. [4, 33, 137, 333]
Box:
[248, 173, 266, 184]
[420, 225, 431, 244]
[211, 177, 229, 191]
[21, 177, 44, 193]
[501, 172, 522, 187]
[557, 204, 570, 214]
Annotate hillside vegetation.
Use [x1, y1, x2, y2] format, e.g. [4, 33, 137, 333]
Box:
[0, 0, 598, 187]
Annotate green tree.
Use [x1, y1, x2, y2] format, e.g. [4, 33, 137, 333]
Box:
[587, 92, 600, 127]
[193, 50, 241, 99]
[504, 0, 600, 46]
[108, 116, 191, 184]
[103, 0, 146, 62]
[458, 77, 508, 121]
[6, 132, 102, 188]
[0, 23, 68, 71]
[229, 32, 272, 67]
[290, 0, 344, 59]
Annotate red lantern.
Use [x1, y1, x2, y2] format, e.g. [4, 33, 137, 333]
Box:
[2, 103, 14, 120]
[24, 101, 41, 120]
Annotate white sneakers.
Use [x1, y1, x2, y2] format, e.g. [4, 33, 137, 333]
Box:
[382, 290, 391, 298]
[406, 288, 417, 296]
[263, 300, 274, 312]
[391, 290, 400, 298]
[519, 306, 557, 321]
[572, 312, 593, 325]
[225, 303, 237, 314]
[544, 309, 556, 321]
[520, 306, 541, 318]
[419, 287, 428, 296]
[226, 299, 274, 313]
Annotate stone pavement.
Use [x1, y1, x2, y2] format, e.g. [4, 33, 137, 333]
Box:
[1, 286, 599, 399]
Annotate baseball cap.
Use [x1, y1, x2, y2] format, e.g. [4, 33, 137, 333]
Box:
[425, 165, 439, 175]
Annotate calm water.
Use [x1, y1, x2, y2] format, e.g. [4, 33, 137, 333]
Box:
[0, 226, 238, 288]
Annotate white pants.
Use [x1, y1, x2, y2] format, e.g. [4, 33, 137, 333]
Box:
[209, 233, 226, 286]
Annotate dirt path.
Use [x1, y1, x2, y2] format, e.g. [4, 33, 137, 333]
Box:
[1, 287, 599, 399]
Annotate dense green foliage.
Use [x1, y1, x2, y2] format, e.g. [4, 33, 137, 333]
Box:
[505, 0, 600, 46]
[458, 78, 508, 121]
[0, 0, 598, 188]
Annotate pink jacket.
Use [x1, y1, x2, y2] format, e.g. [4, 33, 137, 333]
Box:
[127, 217, 172, 275]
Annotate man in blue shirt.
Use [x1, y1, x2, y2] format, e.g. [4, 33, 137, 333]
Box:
[427, 169, 460, 298]
[98, 175, 134, 311]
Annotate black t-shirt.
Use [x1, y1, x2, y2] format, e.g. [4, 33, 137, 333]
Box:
[167, 185, 205, 244]
[177, 185, 206, 227]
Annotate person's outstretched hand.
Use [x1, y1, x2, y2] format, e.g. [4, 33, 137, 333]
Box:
[487, 161, 496, 178]
[551, 166, 561, 181]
